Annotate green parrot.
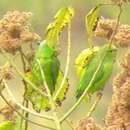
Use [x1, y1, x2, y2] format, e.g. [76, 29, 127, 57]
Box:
[76, 44, 117, 99]
[31, 40, 60, 93]
[31, 7, 74, 94]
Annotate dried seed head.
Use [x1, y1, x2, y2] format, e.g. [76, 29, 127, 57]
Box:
[75, 117, 101, 130]
[105, 51, 130, 129]
[0, 101, 18, 121]
[0, 63, 13, 80]
[0, 11, 41, 54]
[94, 17, 130, 48]
[94, 17, 116, 39]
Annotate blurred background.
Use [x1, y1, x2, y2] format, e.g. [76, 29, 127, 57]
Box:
[0, 0, 130, 130]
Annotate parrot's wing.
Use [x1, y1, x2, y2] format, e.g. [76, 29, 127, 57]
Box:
[90, 55, 115, 93]
[43, 57, 60, 93]
[76, 61, 98, 98]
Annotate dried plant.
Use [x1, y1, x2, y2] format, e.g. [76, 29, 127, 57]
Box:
[0, 101, 18, 121]
[0, 11, 40, 54]
[75, 117, 101, 130]
[105, 51, 130, 129]
[94, 17, 130, 47]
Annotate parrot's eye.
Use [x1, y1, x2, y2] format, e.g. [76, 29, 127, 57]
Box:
[108, 49, 114, 53]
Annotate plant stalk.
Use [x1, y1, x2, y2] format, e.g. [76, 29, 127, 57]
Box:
[87, 93, 102, 117]
[19, 48, 29, 130]
[53, 23, 71, 101]
[37, 59, 61, 130]
[109, 4, 123, 45]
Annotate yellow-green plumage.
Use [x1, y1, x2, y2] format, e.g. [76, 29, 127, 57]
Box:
[76, 44, 117, 99]
[32, 40, 60, 93]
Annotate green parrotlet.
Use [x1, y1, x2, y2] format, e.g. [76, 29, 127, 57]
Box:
[31, 40, 60, 94]
[76, 44, 117, 99]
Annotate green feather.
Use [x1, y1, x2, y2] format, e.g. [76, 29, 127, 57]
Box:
[32, 40, 60, 93]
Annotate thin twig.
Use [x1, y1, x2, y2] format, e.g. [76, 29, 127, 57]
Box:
[57, 107, 75, 129]
[98, 3, 115, 7]
[24, 101, 29, 130]
[19, 48, 32, 66]
[19, 48, 29, 130]
[53, 23, 71, 101]
[19, 48, 27, 72]
[59, 51, 107, 123]
[19, 100, 25, 130]
[36, 59, 61, 130]
[87, 93, 102, 117]
[109, 5, 123, 44]
[0, 92, 56, 130]
[2, 79, 54, 121]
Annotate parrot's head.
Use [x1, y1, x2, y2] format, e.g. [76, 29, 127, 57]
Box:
[36, 40, 57, 58]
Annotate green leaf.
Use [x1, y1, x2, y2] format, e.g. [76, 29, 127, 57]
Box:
[86, 6, 100, 37]
[76, 44, 117, 99]
[25, 71, 51, 112]
[54, 71, 69, 105]
[45, 7, 74, 48]
[0, 121, 15, 130]
[25, 70, 69, 111]
[75, 47, 99, 77]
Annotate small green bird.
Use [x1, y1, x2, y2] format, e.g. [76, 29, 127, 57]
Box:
[30, 7, 74, 94]
[76, 44, 117, 99]
[31, 40, 60, 93]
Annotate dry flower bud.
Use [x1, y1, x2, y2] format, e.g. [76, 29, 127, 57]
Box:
[0, 63, 13, 80]
[105, 51, 130, 129]
[75, 117, 101, 130]
[0, 11, 41, 54]
[94, 17, 130, 48]
[0, 101, 18, 121]
[94, 17, 116, 39]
